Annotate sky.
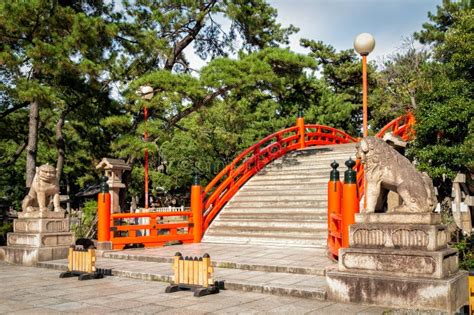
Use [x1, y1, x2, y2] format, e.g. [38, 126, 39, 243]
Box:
[186, 0, 442, 68]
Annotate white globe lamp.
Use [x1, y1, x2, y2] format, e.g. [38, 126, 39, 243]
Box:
[354, 33, 376, 56]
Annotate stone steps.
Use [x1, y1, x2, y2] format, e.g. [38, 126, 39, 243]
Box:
[205, 225, 326, 237]
[239, 185, 327, 192]
[203, 234, 327, 248]
[234, 193, 326, 200]
[251, 174, 329, 180]
[221, 206, 327, 214]
[244, 178, 331, 186]
[226, 200, 327, 208]
[203, 143, 356, 247]
[219, 212, 327, 221]
[213, 219, 327, 229]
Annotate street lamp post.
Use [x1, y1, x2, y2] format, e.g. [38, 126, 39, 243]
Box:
[138, 85, 154, 209]
[354, 33, 375, 137]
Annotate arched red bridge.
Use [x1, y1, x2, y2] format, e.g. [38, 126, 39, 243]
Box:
[108, 113, 415, 249]
[201, 113, 415, 232]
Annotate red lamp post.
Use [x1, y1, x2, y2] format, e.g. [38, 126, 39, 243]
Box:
[138, 85, 154, 209]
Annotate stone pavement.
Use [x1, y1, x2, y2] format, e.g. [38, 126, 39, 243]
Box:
[39, 243, 335, 299]
[102, 243, 335, 275]
[0, 262, 393, 314]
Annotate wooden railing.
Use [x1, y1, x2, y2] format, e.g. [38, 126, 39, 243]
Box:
[102, 112, 415, 249]
[202, 124, 357, 230]
[376, 112, 415, 141]
[202, 113, 415, 232]
[109, 211, 194, 250]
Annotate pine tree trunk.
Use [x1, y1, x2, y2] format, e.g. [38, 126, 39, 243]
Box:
[55, 109, 67, 181]
[25, 100, 39, 188]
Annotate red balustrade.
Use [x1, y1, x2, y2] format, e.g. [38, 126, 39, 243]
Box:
[103, 113, 415, 250]
[376, 112, 415, 141]
[202, 123, 357, 231]
[109, 211, 194, 250]
[202, 113, 415, 235]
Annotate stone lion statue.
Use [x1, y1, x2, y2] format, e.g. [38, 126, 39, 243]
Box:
[22, 164, 62, 213]
[356, 137, 437, 213]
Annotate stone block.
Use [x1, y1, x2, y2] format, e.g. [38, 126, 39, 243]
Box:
[387, 191, 402, 212]
[326, 268, 468, 314]
[339, 247, 458, 279]
[350, 223, 448, 251]
[1, 246, 69, 266]
[13, 218, 70, 233]
[7, 232, 74, 247]
[96, 241, 112, 251]
[18, 210, 66, 219]
[355, 212, 441, 225]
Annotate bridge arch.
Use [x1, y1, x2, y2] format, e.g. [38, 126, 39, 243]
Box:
[201, 113, 415, 232]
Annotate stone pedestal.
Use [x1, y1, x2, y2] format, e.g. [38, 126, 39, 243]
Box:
[1, 211, 74, 266]
[326, 213, 468, 313]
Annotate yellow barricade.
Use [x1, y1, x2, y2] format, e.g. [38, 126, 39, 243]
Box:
[166, 252, 220, 297]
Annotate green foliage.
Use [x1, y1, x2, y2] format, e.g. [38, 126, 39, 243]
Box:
[407, 2, 473, 197]
[0, 0, 119, 204]
[0, 222, 13, 245]
[71, 200, 97, 240]
[451, 234, 474, 270]
[370, 44, 431, 130]
[0, 0, 472, 215]
[301, 39, 377, 135]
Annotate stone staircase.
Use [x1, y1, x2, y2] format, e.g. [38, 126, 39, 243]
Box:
[202, 143, 356, 248]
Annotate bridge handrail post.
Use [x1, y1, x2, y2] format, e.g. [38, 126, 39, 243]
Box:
[191, 175, 203, 243]
[341, 158, 359, 248]
[327, 161, 342, 260]
[97, 176, 112, 250]
[296, 108, 305, 149]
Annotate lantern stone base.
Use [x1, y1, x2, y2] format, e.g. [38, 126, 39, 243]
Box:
[326, 268, 468, 313]
[1, 211, 73, 266]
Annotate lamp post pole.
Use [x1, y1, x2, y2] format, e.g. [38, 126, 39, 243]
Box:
[354, 33, 375, 137]
[362, 54, 368, 137]
[144, 106, 149, 209]
[138, 86, 154, 209]
[354, 33, 375, 211]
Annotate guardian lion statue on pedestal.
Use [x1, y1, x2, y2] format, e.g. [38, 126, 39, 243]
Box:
[356, 137, 437, 213]
[22, 164, 62, 213]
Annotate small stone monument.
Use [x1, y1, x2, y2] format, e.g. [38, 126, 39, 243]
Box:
[0, 164, 74, 265]
[96, 158, 131, 213]
[326, 137, 468, 313]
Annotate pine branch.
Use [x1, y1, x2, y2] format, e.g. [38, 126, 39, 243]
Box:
[164, 0, 218, 70]
[0, 139, 28, 167]
[167, 85, 232, 128]
[0, 102, 30, 119]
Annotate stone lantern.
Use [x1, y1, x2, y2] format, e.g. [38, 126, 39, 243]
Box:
[96, 158, 131, 213]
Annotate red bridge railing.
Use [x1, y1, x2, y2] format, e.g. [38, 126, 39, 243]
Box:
[99, 112, 415, 249]
[201, 112, 415, 234]
[109, 211, 194, 250]
[201, 122, 358, 231]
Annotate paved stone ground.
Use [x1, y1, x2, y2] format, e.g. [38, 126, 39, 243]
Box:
[39, 243, 336, 299]
[104, 243, 335, 275]
[0, 262, 392, 314]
